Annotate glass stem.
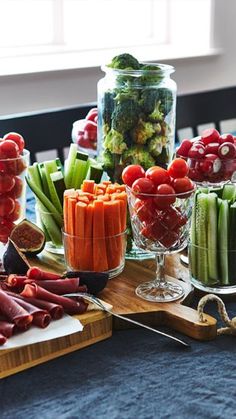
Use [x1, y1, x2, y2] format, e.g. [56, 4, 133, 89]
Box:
[154, 253, 166, 288]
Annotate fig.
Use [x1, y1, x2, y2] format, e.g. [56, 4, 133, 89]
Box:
[10, 219, 46, 255]
[3, 239, 30, 275]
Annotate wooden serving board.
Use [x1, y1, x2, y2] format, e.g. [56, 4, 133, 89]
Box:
[31, 250, 217, 341]
[0, 250, 217, 379]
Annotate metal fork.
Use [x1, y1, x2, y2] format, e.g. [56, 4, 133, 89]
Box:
[63, 292, 190, 348]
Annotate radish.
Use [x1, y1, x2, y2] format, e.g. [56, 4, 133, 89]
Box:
[201, 128, 220, 145]
[218, 142, 236, 159]
[188, 144, 205, 158]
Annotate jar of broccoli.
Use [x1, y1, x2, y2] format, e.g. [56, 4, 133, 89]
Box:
[97, 54, 177, 183]
[97, 53, 177, 259]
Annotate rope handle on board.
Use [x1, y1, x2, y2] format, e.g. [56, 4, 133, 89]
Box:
[197, 294, 236, 336]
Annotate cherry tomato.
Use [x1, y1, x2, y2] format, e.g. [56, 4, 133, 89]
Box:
[9, 177, 23, 199]
[122, 165, 145, 187]
[146, 166, 170, 186]
[0, 219, 14, 243]
[4, 157, 27, 176]
[0, 174, 15, 193]
[158, 230, 179, 248]
[168, 158, 189, 178]
[132, 177, 156, 197]
[153, 184, 176, 209]
[0, 140, 19, 159]
[134, 198, 155, 223]
[86, 108, 98, 123]
[141, 221, 167, 242]
[0, 196, 15, 217]
[172, 177, 194, 195]
[3, 132, 25, 153]
[6, 200, 21, 222]
[83, 120, 97, 141]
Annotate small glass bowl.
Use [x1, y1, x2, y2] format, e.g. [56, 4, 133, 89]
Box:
[62, 230, 126, 279]
[189, 243, 236, 295]
[35, 205, 64, 255]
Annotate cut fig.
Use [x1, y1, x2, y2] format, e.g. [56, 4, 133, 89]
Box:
[10, 219, 46, 255]
[3, 239, 30, 275]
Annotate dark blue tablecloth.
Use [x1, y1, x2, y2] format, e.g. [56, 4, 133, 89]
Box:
[1, 191, 236, 419]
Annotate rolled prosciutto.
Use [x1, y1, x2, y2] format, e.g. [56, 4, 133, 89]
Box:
[21, 284, 88, 314]
[0, 320, 16, 338]
[0, 289, 33, 329]
[24, 278, 87, 295]
[7, 291, 64, 320]
[0, 333, 7, 345]
[6, 275, 28, 288]
[10, 296, 51, 329]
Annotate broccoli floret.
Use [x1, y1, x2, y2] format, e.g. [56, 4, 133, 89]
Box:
[102, 91, 115, 127]
[122, 146, 155, 170]
[148, 135, 168, 158]
[112, 99, 139, 133]
[140, 88, 160, 115]
[148, 100, 164, 122]
[140, 64, 164, 84]
[102, 149, 115, 171]
[104, 129, 128, 155]
[130, 119, 155, 145]
[159, 88, 174, 115]
[107, 53, 140, 70]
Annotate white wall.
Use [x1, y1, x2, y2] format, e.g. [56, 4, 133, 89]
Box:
[0, 0, 235, 116]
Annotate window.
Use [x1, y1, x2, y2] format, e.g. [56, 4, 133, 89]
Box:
[0, 0, 214, 75]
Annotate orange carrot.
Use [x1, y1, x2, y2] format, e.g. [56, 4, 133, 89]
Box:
[93, 200, 108, 272]
[110, 192, 127, 231]
[106, 185, 117, 194]
[104, 200, 123, 270]
[114, 184, 126, 192]
[81, 180, 95, 194]
[102, 180, 111, 186]
[77, 196, 90, 204]
[84, 204, 94, 271]
[67, 197, 77, 268]
[74, 202, 87, 269]
[95, 184, 106, 195]
[97, 194, 110, 202]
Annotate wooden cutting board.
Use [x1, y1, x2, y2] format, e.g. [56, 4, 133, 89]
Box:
[0, 250, 217, 379]
[31, 251, 217, 341]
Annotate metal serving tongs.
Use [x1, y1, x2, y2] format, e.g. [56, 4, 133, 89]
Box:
[63, 292, 190, 348]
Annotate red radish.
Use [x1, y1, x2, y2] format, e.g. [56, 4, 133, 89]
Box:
[190, 136, 202, 143]
[201, 128, 220, 145]
[218, 142, 236, 159]
[205, 142, 220, 155]
[83, 120, 97, 141]
[188, 144, 205, 158]
[219, 133, 234, 144]
[176, 139, 192, 157]
[200, 154, 222, 174]
[85, 108, 98, 123]
[27, 267, 62, 280]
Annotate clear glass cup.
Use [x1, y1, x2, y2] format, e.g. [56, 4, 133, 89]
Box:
[0, 149, 30, 248]
[189, 243, 236, 295]
[35, 204, 64, 255]
[62, 230, 126, 278]
[126, 186, 196, 302]
[97, 63, 177, 260]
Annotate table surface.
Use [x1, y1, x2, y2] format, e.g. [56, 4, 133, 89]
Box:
[1, 190, 236, 419]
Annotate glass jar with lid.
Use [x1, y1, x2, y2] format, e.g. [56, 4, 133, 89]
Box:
[97, 60, 177, 258]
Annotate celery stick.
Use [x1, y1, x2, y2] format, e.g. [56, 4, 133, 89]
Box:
[43, 161, 62, 212]
[50, 171, 66, 206]
[189, 191, 198, 279]
[37, 202, 62, 246]
[38, 163, 50, 198]
[26, 176, 63, 227]
[28, 163, 42, 189]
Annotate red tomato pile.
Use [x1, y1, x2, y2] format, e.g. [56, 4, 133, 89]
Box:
[176, 129, 236, 183]
[122, 160, 194, 248]
[75, 108, 98, 151]
[0, 132, 26, 243]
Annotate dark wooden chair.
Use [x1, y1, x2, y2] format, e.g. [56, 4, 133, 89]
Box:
[0, 103, 96, 163]
[176, 86, 236, 142]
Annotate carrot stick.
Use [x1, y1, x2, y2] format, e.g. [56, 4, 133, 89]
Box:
[95, 184, 107, 195]
[111, 192, 127, 232]
[102, 180, 111, 186]
[67, 197, 77, 268]
[81, 180, 95, 194]
[104, 200, 123, 270]
[74, 202, 87, 270]
[77, 196, 90, 204]
[106, 185, 117, 194]
[84, 204, 94, 271]
[114, 184, 126, 192]
[97, 194, 110, 202]
[93, 200, 108, 272]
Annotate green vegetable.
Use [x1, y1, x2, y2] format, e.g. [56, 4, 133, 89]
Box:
[218, 200, 229, 285]
[130, 119, 155, 145]
[207, 193, 218, 283]
[148, 100, 164, 122]
[50, 171, 66, 206]
[195, 193, 208, 284]
[64, 143, 78, 188]
[104, 129, 128, 154]
[112, 98, 140, 133]
[107, 53, 140, 70]
[148, 135, 167, 158]
[122, 146, 155, 170]
[229, 202, 236, 284]
[43, 161, 63, 212]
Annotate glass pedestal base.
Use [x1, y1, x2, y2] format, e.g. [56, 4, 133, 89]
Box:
[135, 280, 185, 302]
[125, 243, 154, 261]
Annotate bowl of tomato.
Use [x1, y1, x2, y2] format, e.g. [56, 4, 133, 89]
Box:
[0, 132, 30, 245]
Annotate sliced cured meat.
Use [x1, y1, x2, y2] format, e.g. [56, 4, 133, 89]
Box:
[0, 289, 33, 329]
[11, 296, 51, 328]
[0, 333, 7, 345]
[27, 267, 61, 280]
[6, 291, 64, 320]
[6, 275, 28, 288]
[0, 320, 16, 338]
[24, 278, 87, 295]
[21, 284, 88, 314]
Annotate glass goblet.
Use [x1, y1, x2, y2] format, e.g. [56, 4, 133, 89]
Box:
[126, 186, 196, 302]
